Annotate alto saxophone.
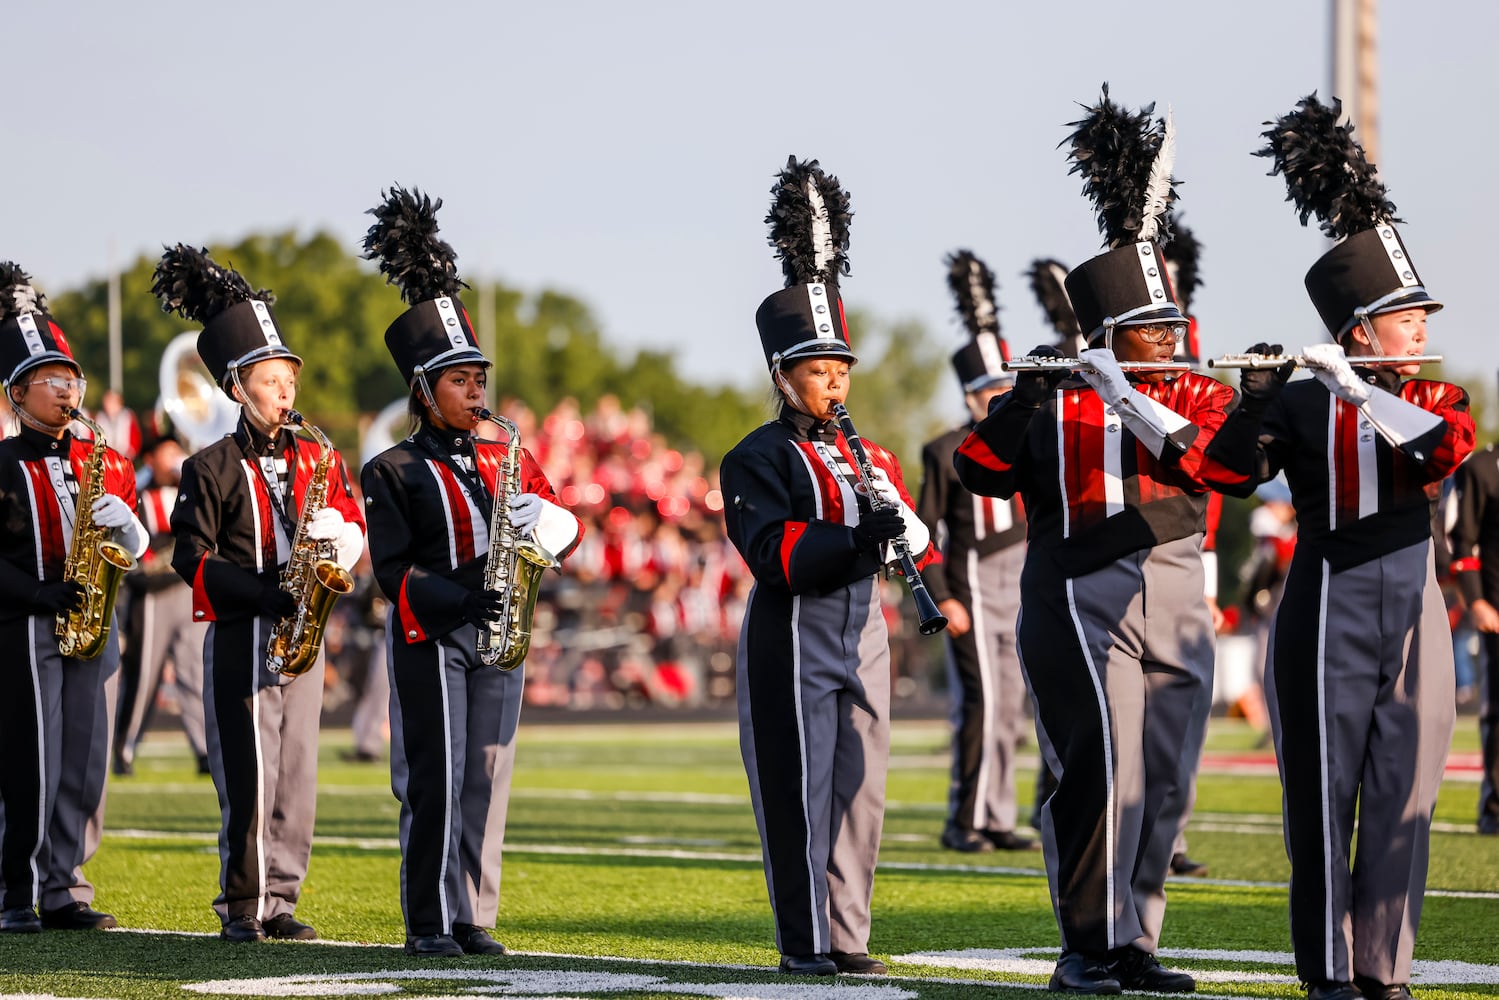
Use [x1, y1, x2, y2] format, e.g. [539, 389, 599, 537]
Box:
[55, 409, 139, 659]
[266, 410, 356, 676]
[476, 408, 558, 671]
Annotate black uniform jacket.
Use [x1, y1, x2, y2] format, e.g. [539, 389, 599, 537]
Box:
[0, 425, 137, 621]
[171, 415, 364, 622]
[1451, 444, 1499, 605]
[954, 372, 1237, 578]
[1206, 371, 1473, 571]
[721, 406, 936, 597]
[918, 423, 1025, 606]
[361, 424, 582, 646]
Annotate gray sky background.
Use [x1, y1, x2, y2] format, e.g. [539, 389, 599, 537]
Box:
[13, 1, 1499, 412]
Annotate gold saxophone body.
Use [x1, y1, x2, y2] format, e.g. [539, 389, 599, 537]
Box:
[476, 409, 558, 671]
[266, 410, 356, 676]
[56, 409, 139, 659]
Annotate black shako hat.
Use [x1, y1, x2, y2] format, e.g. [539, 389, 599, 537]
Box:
[151, 245, 300, 389]
[1061, 84, 1185, 346]
[945, 251, 1012, 392]
[1258, 93, 1441, 338]
[0, 263, 81, 388]
[755, 156, 856, 371]
[362, 186, 489, 386]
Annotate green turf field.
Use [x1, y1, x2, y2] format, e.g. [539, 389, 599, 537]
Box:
[1, 718, 1495, 1000]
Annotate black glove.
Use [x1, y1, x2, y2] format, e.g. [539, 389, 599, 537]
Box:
[1239, 342, 1296, 403]
[1012, 344, 1070, 408]
[460, 589, 507, 628]
[257, 586, 299, 620]
[33, 581, 86, 614]
[851, 507, 906, 551]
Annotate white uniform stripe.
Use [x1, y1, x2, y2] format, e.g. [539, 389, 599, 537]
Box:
[26, 616, 45, 904]
[1056, 394, 1070, 538]
[788, 595, 822, 953]
[990, 495, 1013, 534]
[790, 447, 825, 520]
[423, 460, 460, 570]
[1064, 577, 1116, 950]
[240, 463, 265, 573]
[250, 617, 267, 921]
[1355, 408, 1380, 520]
[966, 548, 996, 831]
[1326, 406, 1339, 529]
[971, 493, 987, 542]
[1102, 406, 1125, 518]
[437, 643, 454, 931]
[1316, 560, 1336, 980]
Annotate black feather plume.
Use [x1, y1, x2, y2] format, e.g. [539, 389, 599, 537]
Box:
[1255, 93, 1399, 239]
[945, 250, 1000, 338]
[0, 262, 47, 320]
[361, 186, 468, 305]
[151, 244, 274, 324]
[1162, 213, 1202, 315]
[1026, 259, 1081, 340]
[1062, 83, 1177, 248]
[765, 155, 853, 286]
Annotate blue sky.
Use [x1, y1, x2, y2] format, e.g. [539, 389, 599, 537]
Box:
[14, 2, 1499, 408]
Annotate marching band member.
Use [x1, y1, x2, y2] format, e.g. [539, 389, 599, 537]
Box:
[157, 246, 367, 943]
[1207, 96, 1474, 1000]
[359, 188, 581, 958]
[0, 263, 146, 933]
[955, 89, 1236, 993]
[720, 157, 933, 977]
[917, 252, 1034, 855]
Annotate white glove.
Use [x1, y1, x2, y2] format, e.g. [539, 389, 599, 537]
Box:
[91, 494, 133, 529]
[867, 466, 931, 558]
[1300, 343, 1371, 405]
[509, 493, 544, 535]
[1079, 348, 1134, 408]
[305, 506, 346, 541]
[868, 466, 902, 508]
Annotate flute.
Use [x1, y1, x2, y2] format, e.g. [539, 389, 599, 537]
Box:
[1002, 356, 1193, 373]
[1208, 353, 1442, 370]
[829, 402, 948, 637]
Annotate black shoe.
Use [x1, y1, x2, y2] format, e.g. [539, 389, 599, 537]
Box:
[831, 951, 887, 975]
[940, 826, 995, 853]
[220, 915, 266, 942]
[1049, 950, 1122, 994]
[1110, 946, 1195, 992]
[1307, 982, 1362, 1000]
[778, 953, 838, 975]
[453, 922, 507, 955]
[1478, 817, 1499, 836]
[984, 829, 1040, 851]
[1170, 852, 1209, 877]
[1353, 977, 1413, 1000]
[0, 907, 42, 934]
[263, 913, 317, 940]
[340, 748, 380, 763]
[112, 753, 133, 777]
[405, 933, 464, 957]
[196, 754, 213, 775]
[40, 902, 117, 930]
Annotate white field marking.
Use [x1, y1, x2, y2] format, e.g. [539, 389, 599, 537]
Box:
[895, 948, 1499, 986]
[618, 836, 729, 847]
[97, 829, 1499, 899]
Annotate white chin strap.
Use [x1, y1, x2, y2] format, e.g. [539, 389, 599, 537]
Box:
[773, 367, 812, 416]
[1354, 311, 1386, 358]
[8, 395, 71, 434]
[229, 367, 282, 433]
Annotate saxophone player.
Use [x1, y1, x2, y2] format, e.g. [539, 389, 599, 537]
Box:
[359, 188, 581, 958]
[0, 263, 146, 934]
[154, 246, 366, 944]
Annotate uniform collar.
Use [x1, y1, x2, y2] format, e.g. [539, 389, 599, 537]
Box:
[233, 412, 294, 459]
[17, 422, 73, 455]
[415, 420, 474, 455]
[1351, 364, 1401, 393]
[777, 404, 838, 444]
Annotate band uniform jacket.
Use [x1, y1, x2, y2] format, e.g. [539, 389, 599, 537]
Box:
[1451, 444, 1499, 607]
[360, 425, 583, 645]
[170, 418, 365, 618]
[0, 424, 137, 619]
[918, 423, 1024, 607]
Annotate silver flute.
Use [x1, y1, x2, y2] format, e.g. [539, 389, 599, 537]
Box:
[1208, 353, 1442, 370]
[1002, 356, 1193, 373]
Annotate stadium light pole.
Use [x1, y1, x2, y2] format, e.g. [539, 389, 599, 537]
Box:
[107, 237, 122, 394]
[1331, 0, 1380, 168]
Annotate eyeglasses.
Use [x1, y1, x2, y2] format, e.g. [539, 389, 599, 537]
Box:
[26, 376, 87, 394]
[1130, 323, 1188, 345]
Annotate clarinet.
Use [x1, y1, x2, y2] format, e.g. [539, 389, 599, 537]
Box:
[830, 402, 948, 637]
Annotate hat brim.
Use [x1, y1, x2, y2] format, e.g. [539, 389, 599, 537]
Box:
[773, 341, 858, 369]
[6, 352, 82, 387]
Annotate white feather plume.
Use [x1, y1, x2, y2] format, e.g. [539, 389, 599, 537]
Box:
[1136, 106, 1176, 243]
[806, 178, 834, 277]
[967, 261, 996, 331]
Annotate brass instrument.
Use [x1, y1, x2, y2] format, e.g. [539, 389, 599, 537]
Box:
[830, 402, 947, 636]
[1208, 353, 1443, 369]
[56, 409, 139, 659]
[266, 410, 356, 676]
[475, 408, 558, 671]
[1002, 356, 1193, 373]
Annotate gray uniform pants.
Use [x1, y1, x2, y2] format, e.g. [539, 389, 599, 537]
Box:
[945, 543, 1028, 835]
[738, 577, 890, 958]
[1266, 540, 1454, 985]
[119, 582, 207, 761]
[203, 615, 323, 925]
[1020, 535, 1213, 956]
[388, 621, 523, 936]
